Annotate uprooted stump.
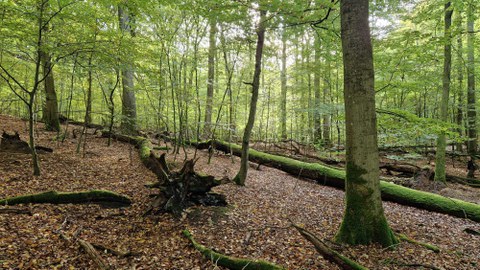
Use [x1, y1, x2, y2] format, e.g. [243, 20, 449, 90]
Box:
[0, 131, 53, 153]
[0, 190, 131, 208]
[144, 154, 227, 217]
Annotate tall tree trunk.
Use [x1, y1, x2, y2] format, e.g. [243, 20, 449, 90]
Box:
[456, 11, 464, 152]
[41, 52, 60, 131]
[313, 34, 322, 144]
[234, 10, 266, 186]
[118, 5, 137, 134]
[335, 0, 397, 247]
[434, 2, 453, 183]
[280, 29, 287, 140]
[323, 52, 331, 147]
[204, 17, 216, 138]
[466, 1, 477, 155]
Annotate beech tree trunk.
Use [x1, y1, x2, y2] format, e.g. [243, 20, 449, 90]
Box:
[434, 2, 453, 182]
[335, 0, 397, 247]
[118, 5, 137, 135]
[313, 33, 322, 144]
[456, 11, 464, 152]
[234, 10, 266, 186]
[280, 28, 287, 140]
[41, 52, 60, 132]
[204, 17, 216, 138]
[466, 2, 477, 154]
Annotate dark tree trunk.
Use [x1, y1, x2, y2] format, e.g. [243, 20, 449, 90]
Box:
[466, 2, 477, 154]
[41, 52, 60, 132]
[234, 10, 266, 186]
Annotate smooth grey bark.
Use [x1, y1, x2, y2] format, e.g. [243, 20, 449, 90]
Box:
[456, 11, 463, 152]
[322, 53, 331, 147]
[234, 10, 266, 186]
[335, 0, 397, 247]
[434, 2, 453, 182]
[204, 17, 216, 138]
[280, 29, 287, 140]
[118, 5, 137, 134]
[313, 34, 322, 144]
[466, 1, 477, 154]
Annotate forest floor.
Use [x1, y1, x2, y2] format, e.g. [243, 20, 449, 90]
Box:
[0, 114, 479, 270]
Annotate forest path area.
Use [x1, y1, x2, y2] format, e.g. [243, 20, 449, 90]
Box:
[0, 115, 479, 269]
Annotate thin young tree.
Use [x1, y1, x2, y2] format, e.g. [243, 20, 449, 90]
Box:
[335, 0, 397, 246]
[234, 8, 266, 186]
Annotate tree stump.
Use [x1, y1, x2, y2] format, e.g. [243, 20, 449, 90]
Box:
[144, 153, 226, 217]
[0, 131, 52, 153]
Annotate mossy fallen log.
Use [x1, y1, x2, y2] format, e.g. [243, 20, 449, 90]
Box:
[292, 224, 368, 270]
[0, 190, 131, 207]
[182, 230, 285, 270]
[395, 233, 440, 253]
[196, 140, 480, 222]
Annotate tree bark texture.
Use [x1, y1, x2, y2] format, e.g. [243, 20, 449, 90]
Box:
[434, 2, 453, 182]
[41, 52, 60, 131]
[118, 5, 137, 135]
[204, 17, 216, 138]
[466, 1, 477, 154]
[335, 0, 397, 247]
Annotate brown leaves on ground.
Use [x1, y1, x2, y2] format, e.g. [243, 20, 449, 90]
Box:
[0, 115, 479, 269]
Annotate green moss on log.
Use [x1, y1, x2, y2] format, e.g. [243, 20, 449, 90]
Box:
[0, 190, 131, 206]
[396, 233, 440, 253]
[199, 140, 480, 222]
[182, 230, 285, 270]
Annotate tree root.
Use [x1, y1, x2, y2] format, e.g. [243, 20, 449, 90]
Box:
[395, 233, 440, 253]
[182, 230, 285, 270]
[0, 190, 131, 207]
[291, 224, 368, 270]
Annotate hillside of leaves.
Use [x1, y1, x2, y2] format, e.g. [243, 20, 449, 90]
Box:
[0, 115, 479, 269]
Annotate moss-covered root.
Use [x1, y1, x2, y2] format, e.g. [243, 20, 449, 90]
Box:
[292, 224, 369, 270]
[395, 233, 440, 253]
[182, 230, 285, 270]
[0, 190, 131, 207]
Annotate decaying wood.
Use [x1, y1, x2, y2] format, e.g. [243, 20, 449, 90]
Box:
[183, 230, 285, 270]
[395, 233, 440, 253]
[464, 228, 480, 236]
[0, 131, 53, 153]
[0, 190, 131, 207]
[144, 155, 226, 217]
[91, 243, 134, 258]
[0, 207, 32, 215]
[59, 232, 110, 270]
[101, 131, 227, 216]
[291, 224, 368, 270]
[78, 239, 111, 270]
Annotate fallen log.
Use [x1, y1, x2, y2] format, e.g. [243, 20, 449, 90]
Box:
[182, 230, 285, 270]
[59, 232, 110, 270]
[0, 207, 32, 215]
[292, 224, 368, 270]
[0, 190, 131, 207]
[195, 140, 480, 222]
[78, 239, 111, 270]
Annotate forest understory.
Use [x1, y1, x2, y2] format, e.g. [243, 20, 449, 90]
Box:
[1, 115, 479, 270]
